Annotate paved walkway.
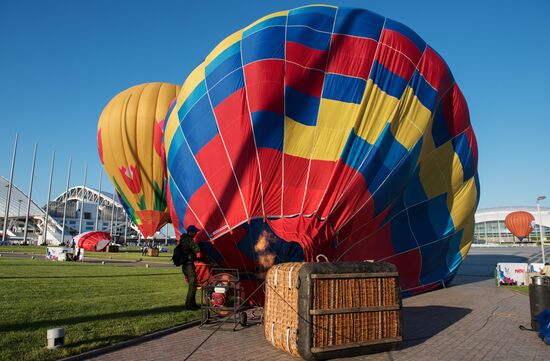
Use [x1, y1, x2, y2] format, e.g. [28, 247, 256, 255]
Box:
[86, 248, 549, 360]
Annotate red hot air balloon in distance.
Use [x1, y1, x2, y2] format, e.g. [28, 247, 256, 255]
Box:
[504, 211, 535, 241]
[74, 231, 112, 252]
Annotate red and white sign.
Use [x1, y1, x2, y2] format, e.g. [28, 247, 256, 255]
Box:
[496, 263, 528, 285]
[46, 247, 74, 261]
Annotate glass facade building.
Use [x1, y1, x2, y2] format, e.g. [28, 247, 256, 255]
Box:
[474, 207, 550, 244]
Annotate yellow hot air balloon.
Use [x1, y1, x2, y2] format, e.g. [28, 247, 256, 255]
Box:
[98, 82, 180, 238]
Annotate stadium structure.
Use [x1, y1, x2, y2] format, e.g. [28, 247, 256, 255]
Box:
[2, 176, 549, 246]
[474, 206, 550, 244]
[0, 176, 169, 245]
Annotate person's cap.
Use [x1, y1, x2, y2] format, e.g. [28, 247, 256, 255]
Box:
[187, 225, 199, 234]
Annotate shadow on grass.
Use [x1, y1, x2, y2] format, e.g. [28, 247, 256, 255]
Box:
[1, 305, 198, 332]
[399, 305, 471, 349]
[0, 273, 177, 279]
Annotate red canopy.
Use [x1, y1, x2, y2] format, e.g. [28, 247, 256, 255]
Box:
[74, 231, 111, 251]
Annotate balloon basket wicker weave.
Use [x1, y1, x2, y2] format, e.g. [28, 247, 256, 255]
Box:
[264, 262, 402, 360]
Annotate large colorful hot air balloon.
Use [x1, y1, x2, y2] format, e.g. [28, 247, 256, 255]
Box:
[504, 211, 534, 241]
[98, 82, 180, 238]
[164, 5, 479, 299]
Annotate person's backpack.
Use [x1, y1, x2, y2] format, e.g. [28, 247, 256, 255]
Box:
[172, 246, 184, 266]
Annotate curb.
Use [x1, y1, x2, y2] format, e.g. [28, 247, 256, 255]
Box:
[59, 320, 201, 361]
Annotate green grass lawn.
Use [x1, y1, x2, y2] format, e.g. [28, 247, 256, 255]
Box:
[0, 245, 174, 263]
[0, 245, 45, 255]
[510, 285, 529, 295]
[82, 249, 174, 263]
[0, 257, 200, 361]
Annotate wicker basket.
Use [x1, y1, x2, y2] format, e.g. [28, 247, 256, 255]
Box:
[264, 262, 402, 360]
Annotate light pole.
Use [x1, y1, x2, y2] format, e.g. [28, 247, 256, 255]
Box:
[537, 196, 546, 264]
[2, 133, 18, 243]
[61, 157, 72, 244]
[43, 151, 55, 245]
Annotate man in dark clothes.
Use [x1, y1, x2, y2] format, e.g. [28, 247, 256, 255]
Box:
[176, 225, 200, 309]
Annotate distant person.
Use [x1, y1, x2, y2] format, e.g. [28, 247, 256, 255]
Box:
[73, 246, 79, 261]
[141, 243, 148, 256]
[73, 245, 83, 262]
[172, 225, 200, 309]
[71, 238, 78, 261]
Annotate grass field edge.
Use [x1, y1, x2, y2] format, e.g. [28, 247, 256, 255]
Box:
[58, 319, 201, 361]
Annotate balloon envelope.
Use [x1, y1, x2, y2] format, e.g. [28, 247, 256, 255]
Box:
[75, 231, 111, 252]
[98, 82, 180, 238]
[504, 211, 534, 241]
[165, 5, 479, 299]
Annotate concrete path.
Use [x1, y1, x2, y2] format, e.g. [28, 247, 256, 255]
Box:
[84, 247, 550, 360]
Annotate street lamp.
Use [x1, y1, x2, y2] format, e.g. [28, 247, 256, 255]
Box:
[536, 196, 546, 264]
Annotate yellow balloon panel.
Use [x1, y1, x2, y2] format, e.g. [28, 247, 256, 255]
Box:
[98, 82, 180, 238]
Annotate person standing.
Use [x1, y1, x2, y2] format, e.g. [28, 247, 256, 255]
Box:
[174, 225, 200, 309]
[73, 245, 80, 262]
[70, 238, 77, 261]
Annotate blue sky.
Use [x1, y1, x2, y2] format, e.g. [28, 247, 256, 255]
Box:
[0, 0, 549, 210]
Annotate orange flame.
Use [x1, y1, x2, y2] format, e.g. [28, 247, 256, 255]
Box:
[255, 231, 276, 270]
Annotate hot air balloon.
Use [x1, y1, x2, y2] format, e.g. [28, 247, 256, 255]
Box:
[74, 231, 111, 252]
[98, 82, 180, 238]
[164, 5, 479, 300]
[504, 211, 534, 241]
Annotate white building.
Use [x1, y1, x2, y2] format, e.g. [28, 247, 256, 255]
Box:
[0, 176, 58, 244]
[0, 177, 143, 245]
[474, 206, 550, 244]
[46, 186, 140, 243]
